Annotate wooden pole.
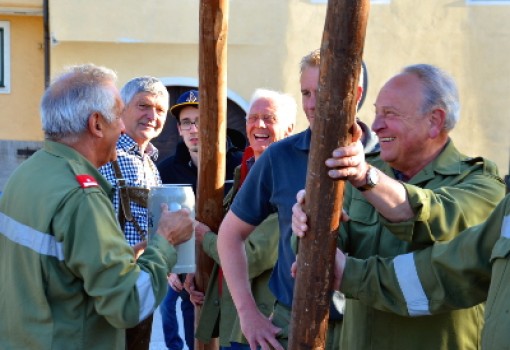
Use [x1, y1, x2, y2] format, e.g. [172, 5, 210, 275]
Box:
[288, 1, 370, 349]
[195, 0, 228, 349]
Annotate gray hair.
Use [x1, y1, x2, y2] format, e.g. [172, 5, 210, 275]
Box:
[402, 64, 460, 131]
[246, 88, 297, 127]
[41, 63, 118, 141]
[120, 76, 169, 106]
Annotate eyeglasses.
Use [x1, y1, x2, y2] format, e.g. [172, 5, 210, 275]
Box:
[246, 114, 278, 125]
[179, 119, 199, 130]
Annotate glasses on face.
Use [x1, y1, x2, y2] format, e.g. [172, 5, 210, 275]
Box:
[179, 119, 199, 130]
[246, 114, 278, 125]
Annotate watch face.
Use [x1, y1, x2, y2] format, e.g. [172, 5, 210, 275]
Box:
[367, 167, 379, 187]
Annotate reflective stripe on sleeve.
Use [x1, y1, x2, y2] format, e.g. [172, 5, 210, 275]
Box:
[501, 215, 510, 238]
[136, 270, 156, 321]
[394, 253, 431, 316]
[0, 212, 65, 261]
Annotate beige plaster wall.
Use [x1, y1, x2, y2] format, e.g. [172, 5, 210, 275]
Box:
[287, 0, 510, 174]
[49, 0, 291, 117]
[5, 0, 510, 174]
[0, 14, 44, 141]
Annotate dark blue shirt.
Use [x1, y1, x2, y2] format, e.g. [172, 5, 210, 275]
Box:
[230, 129, 311, 307]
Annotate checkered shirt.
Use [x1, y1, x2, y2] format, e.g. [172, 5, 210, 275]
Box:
[99, 134, 161, 246]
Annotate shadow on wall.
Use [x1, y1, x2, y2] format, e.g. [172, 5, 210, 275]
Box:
[0, 140, 43, 191]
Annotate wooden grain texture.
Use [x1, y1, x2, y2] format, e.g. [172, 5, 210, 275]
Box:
[288, 0, 370, 349]
[195, 1, 228, 349]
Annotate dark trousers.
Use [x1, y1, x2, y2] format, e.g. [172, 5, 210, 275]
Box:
[126, 314, 154, 350]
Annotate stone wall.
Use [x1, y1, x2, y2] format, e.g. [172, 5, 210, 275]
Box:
[0, 140, 43, 192]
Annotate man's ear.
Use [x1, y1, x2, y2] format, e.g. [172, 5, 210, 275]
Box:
[177, 124, 184, 137]
[429, 108, 446, 138]
[285, 123, 295, 137]
[88, 112, 104, 138]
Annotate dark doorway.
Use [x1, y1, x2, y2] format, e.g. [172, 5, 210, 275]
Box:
[153, 85, 248, 163]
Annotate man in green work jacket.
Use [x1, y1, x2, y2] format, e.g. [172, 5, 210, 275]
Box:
[185, 88, 296, 349]
[322, 193, 510, 350]
[291, 64, 505, 349]
[0, 64, 193, 350]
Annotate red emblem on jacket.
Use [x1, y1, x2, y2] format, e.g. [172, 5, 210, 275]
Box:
[76, 174, 99, 188]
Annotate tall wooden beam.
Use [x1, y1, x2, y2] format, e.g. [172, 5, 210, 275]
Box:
[195, 0, 228, 349]
[288, 0, 370, 349]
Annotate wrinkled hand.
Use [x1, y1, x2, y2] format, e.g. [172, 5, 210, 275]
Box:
[239, 309, 283, 350]
[292, 190, 308, 237]
[157, 203, 193, 246]
[183, 273, 204, 306]
[194, 221, 211, 245]
[326, 123, 369, 186]
[292, 190, 350, 238]
[167, 273, 183, 292]
[132, 240, 147, 260]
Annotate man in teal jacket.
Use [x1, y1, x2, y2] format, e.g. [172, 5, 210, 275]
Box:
[0, 64, 193, 350]
[319, 193, 510, 350]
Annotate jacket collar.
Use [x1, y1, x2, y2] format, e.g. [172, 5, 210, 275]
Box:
[43, 140, 113, 193]
[396, 139, 465, 185]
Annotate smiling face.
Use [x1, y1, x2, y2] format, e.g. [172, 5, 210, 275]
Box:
[121, 91, 168, 148]
[373, 72, 446, 177]
[246, 97, 293, 159]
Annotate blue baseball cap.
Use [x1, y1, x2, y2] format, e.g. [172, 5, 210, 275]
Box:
[171, 89, 199, 120]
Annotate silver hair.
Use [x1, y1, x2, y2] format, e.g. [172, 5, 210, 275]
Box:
[120, 76, 169, 106]
[246, 88, 297, 127]
[402, 64, 460, 131]
[41, 64, 118, 141]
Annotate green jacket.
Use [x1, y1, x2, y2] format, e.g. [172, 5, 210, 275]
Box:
[196, 165, 278, 346]
[196, 214, 278, 346]
[0, 141, 177, 350]
[342, 194, 510, 350]
[338, 140, 505, 350]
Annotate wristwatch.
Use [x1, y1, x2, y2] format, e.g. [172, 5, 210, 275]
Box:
[357, 165, 379, 192]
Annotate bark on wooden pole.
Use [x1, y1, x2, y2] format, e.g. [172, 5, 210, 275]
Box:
[195, 1, 228, 349]
[288, 1, 370, 349]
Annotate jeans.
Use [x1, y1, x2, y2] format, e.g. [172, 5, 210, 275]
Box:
[160, 286, 195, 350]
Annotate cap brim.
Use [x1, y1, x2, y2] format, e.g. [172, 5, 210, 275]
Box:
[170, 102, 199, 119]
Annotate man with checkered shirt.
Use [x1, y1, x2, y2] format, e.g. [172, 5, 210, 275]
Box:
[99, 76, 170, 350]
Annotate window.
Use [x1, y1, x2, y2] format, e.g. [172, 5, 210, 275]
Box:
[0, 21, 10, 94]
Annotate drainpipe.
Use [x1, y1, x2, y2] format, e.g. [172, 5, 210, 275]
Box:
[43, 0, 50, 88]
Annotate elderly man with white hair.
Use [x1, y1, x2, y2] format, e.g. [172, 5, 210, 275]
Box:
[186, 88, 296, 350]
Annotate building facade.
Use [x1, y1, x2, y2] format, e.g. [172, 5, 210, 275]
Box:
[1, 0, 510, 189]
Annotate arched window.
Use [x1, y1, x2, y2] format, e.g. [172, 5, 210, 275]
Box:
[153, 80, 248, 163]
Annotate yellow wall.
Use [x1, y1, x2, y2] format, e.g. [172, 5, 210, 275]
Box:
[291, 0, 510, 174]
[4, 0, 510, 174]
[0, 14, 44, 141]
[49, 0, 291, 106]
